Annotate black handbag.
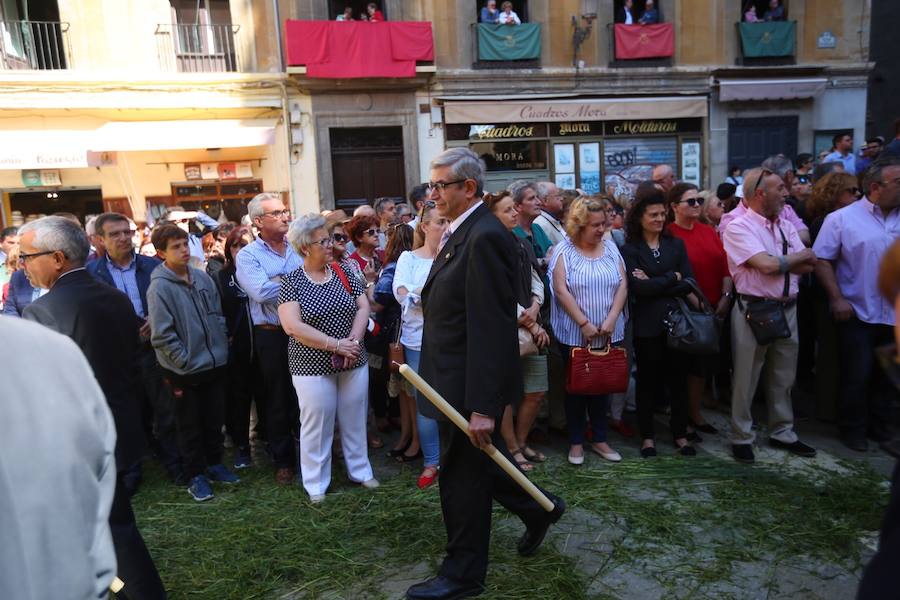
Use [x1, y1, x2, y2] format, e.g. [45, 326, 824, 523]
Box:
[664, 278, 720, 355]
[739, 228, 792, 345]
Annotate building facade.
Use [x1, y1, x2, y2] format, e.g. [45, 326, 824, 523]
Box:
[0, 0, 873, 227]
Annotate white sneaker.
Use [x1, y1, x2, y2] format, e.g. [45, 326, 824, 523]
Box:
[310, 494, 326, 504]
[361, 478, 380, 489]
[567, 452, 584, 465]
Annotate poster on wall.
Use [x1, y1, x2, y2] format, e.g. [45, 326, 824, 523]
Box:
[555, 173, 576, 189]
[554, 144, 575, 173]
[579, 143, 600, 172]
[184, 164, 202, 180]
[218, 162, 237, 180]
[235, 161, 253, 178]
[580, 172, 601, 194]
[680, 142, 701, 186]
[201, 163, 219, 180]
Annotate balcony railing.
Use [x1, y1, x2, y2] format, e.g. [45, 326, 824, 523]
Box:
[155, 23, 241, 73]
[0, 20, 70, 70]
[735, 21, 796, 66]
[472, 22, 541, 69]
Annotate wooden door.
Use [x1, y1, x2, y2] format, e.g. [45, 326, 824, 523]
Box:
[330, 126, 406, 210]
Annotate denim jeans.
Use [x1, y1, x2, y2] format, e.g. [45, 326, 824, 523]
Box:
[404, 347, 441, 467]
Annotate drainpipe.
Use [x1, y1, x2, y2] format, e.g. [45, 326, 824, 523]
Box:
[273, 0, 284, 72]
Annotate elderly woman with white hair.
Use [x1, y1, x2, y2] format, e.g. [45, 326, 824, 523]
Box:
[278, 213, 379, 503]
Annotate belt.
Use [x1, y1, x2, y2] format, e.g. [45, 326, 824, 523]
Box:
[254, 324, 282, 331]
[738, 294, 797, 307]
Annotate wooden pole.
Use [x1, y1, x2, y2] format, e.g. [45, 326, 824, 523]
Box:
[397, 363, 555, 512]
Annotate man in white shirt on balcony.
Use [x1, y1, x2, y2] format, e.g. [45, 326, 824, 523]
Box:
[620, 0, 635, 24]
[498, 1, 521, 25]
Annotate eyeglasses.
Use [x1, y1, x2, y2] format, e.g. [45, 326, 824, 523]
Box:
[332, 233, 349, 243]
[744, 168, 773, 198]
[427, 179, 467, 193]
[796, 175, 810, 185]
[846, 187, 861, 196]
[262, 209, 291, 219]
[310, 237, 334, 247]
[105, 229, 134, 239]
[18, 249, 58, 262]
[676, 197, 705, 207]
[363, 228, 379, 237]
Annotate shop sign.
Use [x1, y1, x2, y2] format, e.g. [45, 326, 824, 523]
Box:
[446, 123, 547, 141]
[471, 140, 548, 172]
[549, 122, 603, 137]
[605, 118, 701, 136]
[21, 169, 62, 187]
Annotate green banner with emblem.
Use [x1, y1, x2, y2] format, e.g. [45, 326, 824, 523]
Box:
[477, 23, 541, 61]
[739, 22, 795, 58]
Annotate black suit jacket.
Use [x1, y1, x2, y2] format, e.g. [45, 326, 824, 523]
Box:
[419, 203, 523, 421]
[23, 269, 145, 469]
[621, 235, 694, 338]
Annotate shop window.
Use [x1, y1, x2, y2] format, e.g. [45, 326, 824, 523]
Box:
[10, 189, 102, 225]
[328, 1, 387, 21]
[740, 0, 788, 23]
[612, 0, 664, 24]
[474, 1, 529, 24]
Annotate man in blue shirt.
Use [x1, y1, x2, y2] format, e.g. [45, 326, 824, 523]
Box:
[824, 132, 858, 175]
[87, 212, 183, 487]
[236, 192, 302, 485]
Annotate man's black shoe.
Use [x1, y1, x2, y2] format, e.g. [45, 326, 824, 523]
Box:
[842, 436, 869, 452]
[769, 438, 816, 457]
[517, 496, 566, 557]
[406, 576, 483, 600]
[732, 444, 755, 464]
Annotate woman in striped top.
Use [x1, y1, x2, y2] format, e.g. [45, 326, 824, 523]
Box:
[550, 197, 628, 465]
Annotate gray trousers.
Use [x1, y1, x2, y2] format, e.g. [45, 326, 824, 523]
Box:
[730, 303, 799, 445]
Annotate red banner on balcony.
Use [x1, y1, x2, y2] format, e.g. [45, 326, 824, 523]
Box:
[614, 23, 674, 60]
[285, 21, 433, 78]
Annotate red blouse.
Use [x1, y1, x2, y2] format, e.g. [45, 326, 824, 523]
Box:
[667, 222, 729, 304]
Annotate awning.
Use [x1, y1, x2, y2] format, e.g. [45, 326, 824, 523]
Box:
[718, 78, 827, 102]
[0, 130, 96, 169]
[91, 119, 277, 151]
[443, 96, 707, 124]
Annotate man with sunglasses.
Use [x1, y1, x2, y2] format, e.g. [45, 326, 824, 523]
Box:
[722, 167, 819, 464]
[235, 192, 302, 485]
[813, 157, 900, 452]
[407, 148, 564, 600]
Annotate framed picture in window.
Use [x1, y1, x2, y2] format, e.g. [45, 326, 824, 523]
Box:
[554, 144, 575, 173]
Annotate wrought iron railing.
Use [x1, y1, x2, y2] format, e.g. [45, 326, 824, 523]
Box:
[0, 20, 70, 70]
[155, 23, 241, 73]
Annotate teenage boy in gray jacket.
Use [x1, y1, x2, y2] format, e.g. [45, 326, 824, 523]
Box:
[147, 224, 239, 501]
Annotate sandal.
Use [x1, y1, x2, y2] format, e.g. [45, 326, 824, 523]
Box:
[511, 449, 534, 472]
[368, 433, 384, 449]
[520, 446, 546, 463]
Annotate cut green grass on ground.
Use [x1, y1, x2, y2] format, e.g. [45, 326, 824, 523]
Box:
[132, 451, 888, 599]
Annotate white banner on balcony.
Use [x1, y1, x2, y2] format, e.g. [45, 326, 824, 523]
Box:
[718, 78, 828, 102]
[443, 96, 707, 125]
[90, 119, 278, 152]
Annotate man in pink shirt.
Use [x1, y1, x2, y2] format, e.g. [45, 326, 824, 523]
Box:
[723, 167, 818, 464]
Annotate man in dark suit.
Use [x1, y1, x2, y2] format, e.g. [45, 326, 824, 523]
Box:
[87, 212, 182, 487]
[406, 149, 564, 600]
[19, 216, 167, 600]
[1, 268, 40, 316]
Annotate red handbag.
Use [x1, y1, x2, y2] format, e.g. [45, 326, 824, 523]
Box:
[565, 343, 629, 396]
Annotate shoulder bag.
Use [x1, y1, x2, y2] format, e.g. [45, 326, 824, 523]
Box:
[565, 342, 629, 395]
[518, 327, 539, 357]
[738, 228, 793, 345]
[664, 278, 720, 355]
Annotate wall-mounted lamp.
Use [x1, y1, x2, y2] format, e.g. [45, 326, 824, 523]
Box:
[572, 12, 597, 68]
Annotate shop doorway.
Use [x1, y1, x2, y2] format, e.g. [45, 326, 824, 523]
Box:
[330, 126, 406, 211]
[9, 188, 102, 226]
[727, 116, 798, 173]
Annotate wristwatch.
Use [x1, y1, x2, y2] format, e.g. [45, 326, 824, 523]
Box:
[723, 291, 734, 300]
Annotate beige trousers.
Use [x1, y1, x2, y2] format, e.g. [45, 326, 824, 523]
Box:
[730, 303, 799, 445]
